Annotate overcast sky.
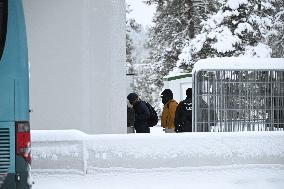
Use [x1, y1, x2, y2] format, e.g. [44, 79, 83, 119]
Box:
[126, 0, 156, 26]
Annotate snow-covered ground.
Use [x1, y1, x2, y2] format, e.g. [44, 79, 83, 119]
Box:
[32, 165, 284, 189]
[30, 127, 284, 188]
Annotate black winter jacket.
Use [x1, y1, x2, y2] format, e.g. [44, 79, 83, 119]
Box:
[132, 100, 150, 133]
[174, 97, 192, 132]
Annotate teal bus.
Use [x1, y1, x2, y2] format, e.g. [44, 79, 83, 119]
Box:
[0, 0, 31, 188]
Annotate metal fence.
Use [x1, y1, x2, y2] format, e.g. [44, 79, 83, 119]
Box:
[193, 70, 284, 132]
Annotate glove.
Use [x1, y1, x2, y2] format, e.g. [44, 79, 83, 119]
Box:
[175, 125, 184, 133]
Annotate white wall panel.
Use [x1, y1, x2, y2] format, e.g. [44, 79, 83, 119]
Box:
[23, 0, 126, 134]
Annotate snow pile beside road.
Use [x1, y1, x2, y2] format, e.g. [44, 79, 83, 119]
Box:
[31, 130, 284, 173]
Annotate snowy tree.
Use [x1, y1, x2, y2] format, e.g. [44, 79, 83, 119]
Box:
[126, 4, 142, 74]
[180, 0, 277, 67]
[126, 4, 158, 109]
[128, 0, 216, 111]
[176, 0, 283, 123]
[145, 0, 192, 82]
[132, 46, 161, 111]
[144, 0, 216, 92]
[133, 61, 161, 114]
[270, 0, 284, 57]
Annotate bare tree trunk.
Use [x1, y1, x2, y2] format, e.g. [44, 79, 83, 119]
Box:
[188, 0, 195, 38]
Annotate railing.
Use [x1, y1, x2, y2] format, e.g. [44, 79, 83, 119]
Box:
[193, 70, 284, 132]
[0, 128, 10, 172]
[0, 127, 10, 187]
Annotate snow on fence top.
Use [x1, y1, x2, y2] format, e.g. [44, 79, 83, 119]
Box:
[193, 58, 284, 72]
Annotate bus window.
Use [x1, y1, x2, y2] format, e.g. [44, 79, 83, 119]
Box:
[0, 0, 7, 60]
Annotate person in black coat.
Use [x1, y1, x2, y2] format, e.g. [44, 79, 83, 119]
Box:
[127, 104, 135, 133]
[174, 88, 193, 132]
[127, 93, 150, 133]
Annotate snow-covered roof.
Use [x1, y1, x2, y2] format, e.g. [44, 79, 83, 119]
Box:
[163, 67, 192, 81]
[193, 58, 284, 73]
[163, 72, 192, 81]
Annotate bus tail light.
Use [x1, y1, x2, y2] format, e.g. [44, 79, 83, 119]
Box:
[16, 121, 31, 164]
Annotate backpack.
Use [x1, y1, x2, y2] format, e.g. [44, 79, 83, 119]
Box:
[145, 101, 158, 127]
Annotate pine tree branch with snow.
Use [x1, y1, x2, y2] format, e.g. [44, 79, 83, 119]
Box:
[178, 0, 282, 68]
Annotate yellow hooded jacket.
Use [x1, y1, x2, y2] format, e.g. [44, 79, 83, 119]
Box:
[161, 99, 178, 129]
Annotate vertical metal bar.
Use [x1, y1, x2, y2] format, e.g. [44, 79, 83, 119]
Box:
[238, 71, 241, 131]
[207, 72, 210, 132]
[196, 71, 200, 132]
[257, 71, 260, 131]
[212, 71, 217, 129]
[223, 70, 226, 132]
[280, 71, 284, 131]
[234, 71, 237, 132]
[218, 71, 221, 131]
[271, 71, 274, 131]
[279, 71, 284, 131]
[276, 71, 279, 130]
[203, 71, 205, 132]
[221, 71, 224, 131]
[251, 71, 254, 131]
[243, 71, 246, 131]
[216, 71, 220, 132]
[193, 71, 196, 132]
[217, 71, 220, 131]
[265, 71, 269, 131]
[228, 71, 231, 132]
[231, 72, 234, 131]
[215, 70, 217, 131]
[254, 71, 257, 131]
[246, 71, 248, 131]
[249, 71, 251, 131]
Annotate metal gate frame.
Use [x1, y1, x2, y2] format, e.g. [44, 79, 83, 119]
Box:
[192, 58, 284, 132]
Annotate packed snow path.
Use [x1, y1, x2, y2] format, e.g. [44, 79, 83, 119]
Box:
[32, 165, 284, 189]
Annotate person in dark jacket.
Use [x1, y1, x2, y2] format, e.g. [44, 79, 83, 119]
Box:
[174, 88, 193, 132]
[127, 103, 135, 133]
[127, 93, 150, 133]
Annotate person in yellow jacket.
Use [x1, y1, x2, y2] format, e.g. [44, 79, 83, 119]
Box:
[160, 89, 178, 133]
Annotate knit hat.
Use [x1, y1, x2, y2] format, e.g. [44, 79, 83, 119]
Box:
[127, 93, 138, 104]
[161, 89, 173, 99]
[161, 89, 173, 105]
[186, 88, 192, 98]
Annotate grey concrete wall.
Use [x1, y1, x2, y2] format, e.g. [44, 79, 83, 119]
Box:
[23, 0, 126, 134]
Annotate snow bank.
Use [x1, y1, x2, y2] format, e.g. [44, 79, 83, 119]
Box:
[31, 130, 284, 173]
[32, 130, 88, 142]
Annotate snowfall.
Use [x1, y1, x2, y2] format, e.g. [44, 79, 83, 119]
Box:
[31, 127, 284, 189]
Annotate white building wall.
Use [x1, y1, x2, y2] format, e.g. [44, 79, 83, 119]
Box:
[23, 0, 126, 134]
[163, 77, 192, 103]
